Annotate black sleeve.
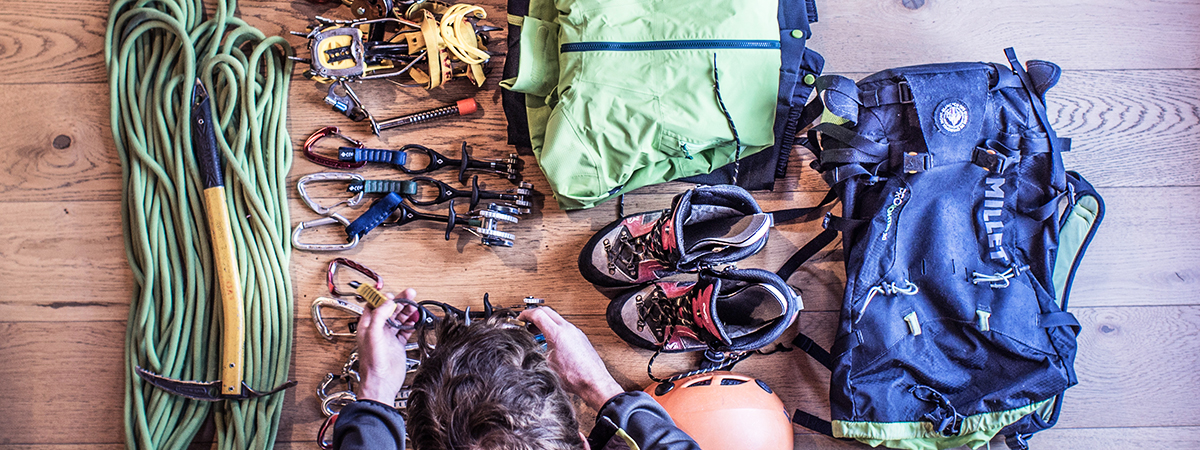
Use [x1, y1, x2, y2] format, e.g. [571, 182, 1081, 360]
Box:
[588, 391, 702, 450]
[333, 400, 406, 450]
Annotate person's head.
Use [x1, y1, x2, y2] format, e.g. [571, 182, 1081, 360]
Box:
[406, 314, 584, 450]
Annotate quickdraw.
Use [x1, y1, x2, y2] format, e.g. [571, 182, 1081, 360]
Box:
[292, 192, 520, 251]
[299, 171, 533, 216]
[301, 126, 523, 182]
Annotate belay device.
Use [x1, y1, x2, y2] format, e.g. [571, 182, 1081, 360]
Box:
[779, 49, 1105, 449]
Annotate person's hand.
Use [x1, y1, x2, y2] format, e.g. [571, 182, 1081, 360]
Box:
[518, 307, 624, 410]
[356, 288, 420, 405]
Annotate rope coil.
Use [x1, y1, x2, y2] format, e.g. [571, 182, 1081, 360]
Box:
[106, 0, 295, 448]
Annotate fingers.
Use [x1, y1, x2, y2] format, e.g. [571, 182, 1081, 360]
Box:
[518, 307, 569, 332]
[368, 296, 399, 333]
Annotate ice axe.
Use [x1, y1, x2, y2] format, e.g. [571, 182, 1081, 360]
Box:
[135, 79, 296, 401]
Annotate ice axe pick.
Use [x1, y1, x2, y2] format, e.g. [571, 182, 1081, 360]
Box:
[135, 79, 296, 401]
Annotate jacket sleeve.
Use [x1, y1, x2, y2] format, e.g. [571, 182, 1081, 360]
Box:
[333, 400, 406, 450]
[588, 391, 701, 450]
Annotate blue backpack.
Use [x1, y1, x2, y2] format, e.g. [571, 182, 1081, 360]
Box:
[779, 49, 1105, 449]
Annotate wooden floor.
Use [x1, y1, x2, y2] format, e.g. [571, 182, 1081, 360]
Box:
[1, 0, 1198, 448]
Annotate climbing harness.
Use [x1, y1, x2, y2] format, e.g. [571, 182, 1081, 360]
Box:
[108, 0, 294, 447]
[299, 172, 533, 216]
[302, 133, 524, 183]
[292, 192, 520, 251]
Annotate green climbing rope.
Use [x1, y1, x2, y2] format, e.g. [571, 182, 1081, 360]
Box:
[105, 0, 294, 448]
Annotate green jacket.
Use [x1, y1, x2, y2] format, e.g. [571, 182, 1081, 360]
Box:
[502, 0, 781, 209]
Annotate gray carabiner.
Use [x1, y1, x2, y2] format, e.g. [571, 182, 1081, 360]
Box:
[293, 214, 360, 251]
[317, 372, 356, 401]
[321, 390, 358, 417]
[311, 297, 365, 341]
[298, 172, 367, 216]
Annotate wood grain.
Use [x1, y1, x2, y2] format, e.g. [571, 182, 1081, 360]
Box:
[808, 0, 1200, 72]
[2, 67, 1197, 204]
[4, 0, 1200, 86]
[10, 426, 1200, 450]
[1, 182, 1193, 323]
[3, 0, 1200, 448]
[2, 306, 1198, 447]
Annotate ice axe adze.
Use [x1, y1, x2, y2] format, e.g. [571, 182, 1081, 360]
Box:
[135, 79, 296, 401]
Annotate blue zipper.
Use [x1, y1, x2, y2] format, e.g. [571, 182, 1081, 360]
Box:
[561, 39, 780, 53]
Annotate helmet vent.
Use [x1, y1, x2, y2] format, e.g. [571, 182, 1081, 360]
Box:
[688, 380, 712, 387]
[720, 379, 746, 386]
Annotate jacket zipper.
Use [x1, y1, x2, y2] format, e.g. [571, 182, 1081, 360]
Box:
[561, 39, 780, 53]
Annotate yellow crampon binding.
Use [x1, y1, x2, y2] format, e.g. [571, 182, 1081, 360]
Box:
[293, 3, 495, 89]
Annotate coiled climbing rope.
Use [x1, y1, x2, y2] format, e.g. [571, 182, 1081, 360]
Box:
[105, 0, 294, 448]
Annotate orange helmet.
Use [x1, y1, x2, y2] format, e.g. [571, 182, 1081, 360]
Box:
[645, 371, 793, 450]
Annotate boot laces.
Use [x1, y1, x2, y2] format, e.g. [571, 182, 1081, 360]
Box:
[635, 282, 701, 342]
[610, 214, 676, 277]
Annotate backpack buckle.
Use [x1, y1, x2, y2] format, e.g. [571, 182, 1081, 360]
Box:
[897, 80, 913, 104]
[903, 152, 932, 174]
[972, 147, 1018, 173]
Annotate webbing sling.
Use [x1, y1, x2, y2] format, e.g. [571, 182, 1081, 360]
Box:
[106, 0, 295, 448]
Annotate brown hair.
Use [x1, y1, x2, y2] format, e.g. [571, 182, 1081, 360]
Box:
[407, 315, 583, 450]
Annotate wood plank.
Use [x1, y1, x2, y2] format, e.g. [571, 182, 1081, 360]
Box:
[2, 183, 1197, 322]
[3, 305, 1197, 445]
[0, 0, 508, 85]
[5, 0, 1199, 86]
[3, 66, 1198, 204]
[1030, 426, 1200, 449]
[7, 426, 1199, 450]
[0, 201, 132, 322]
[809, 0, 1200, 72]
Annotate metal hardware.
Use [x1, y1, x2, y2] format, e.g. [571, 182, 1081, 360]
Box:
[299, 172, 368, 215]
[293, 214, 360, 251]
[300, 172, 532, 216]
[372, 197, 518, 247]
[407, 176, 533, 212]
[321, 390, 358, 417]
[327, 257, 384, 297]
[312, 297, 366, 341]
[338, 141, 524, 184]
[304, 125, 367, 169]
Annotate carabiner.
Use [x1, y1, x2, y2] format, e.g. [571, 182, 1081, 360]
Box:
[298, 172, 367, 215]
[318, 413, 339, 450]
[321, 390, 358, 417]
[311, 297, 366, 341]
[304, 126, 367, 169]
[317, 372, 357, 401]
[293, 214, 360, 251]
[327, 258, 384, 297]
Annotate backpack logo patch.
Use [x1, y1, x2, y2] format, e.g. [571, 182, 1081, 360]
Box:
[936, 100, 969, 133]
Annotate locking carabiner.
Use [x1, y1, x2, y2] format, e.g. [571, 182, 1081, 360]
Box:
[311, 297, 366, 341]
[298, 172, 367, 215]
[293, 214, 360, 251]
[327, 258, 384, 297]
[304, 126, 367, 169]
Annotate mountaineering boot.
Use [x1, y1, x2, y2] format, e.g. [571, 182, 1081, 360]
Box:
[578, 185, 772, 287]
[606, 268, 802, 353]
